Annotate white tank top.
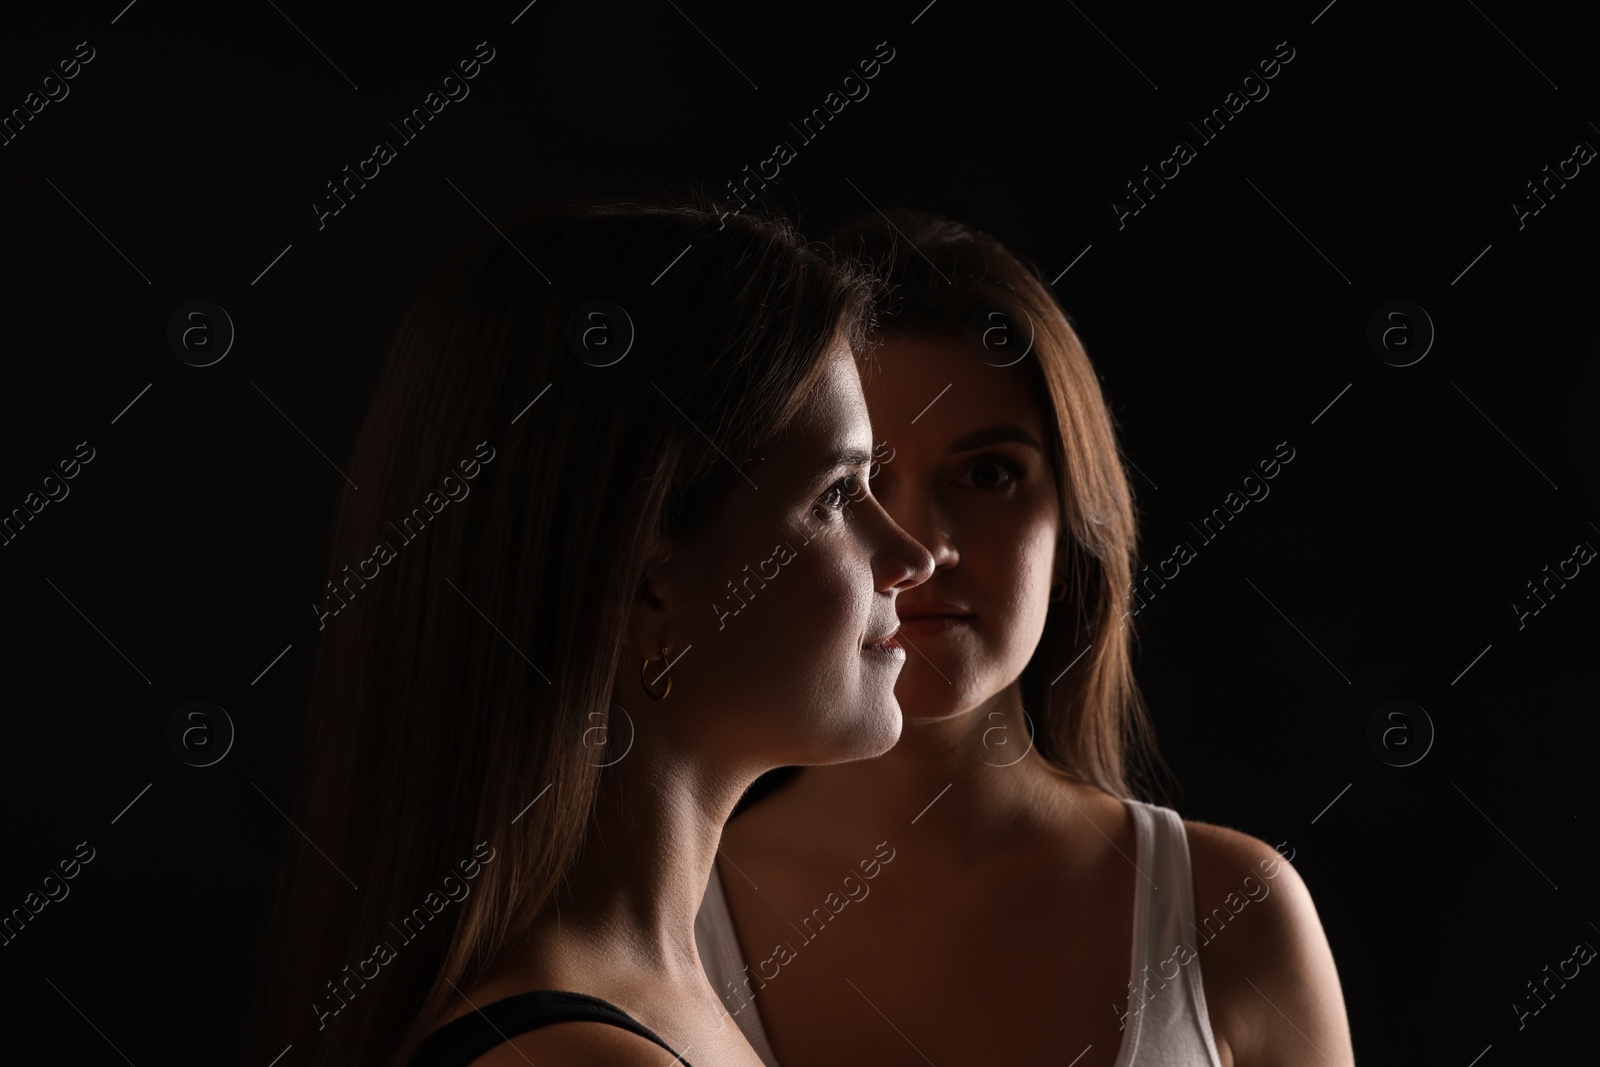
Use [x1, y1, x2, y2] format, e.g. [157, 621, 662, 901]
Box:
[694, 796, 1226, 1066]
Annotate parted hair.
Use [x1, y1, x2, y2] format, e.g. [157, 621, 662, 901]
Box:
[248, 197, 880, 1067]
[825, 208, 1174, 805]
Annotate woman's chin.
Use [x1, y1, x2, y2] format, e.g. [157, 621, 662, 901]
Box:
[894, 677, 973, 722]
[896, 689, 989, 727]
[815, 702, 903, 764]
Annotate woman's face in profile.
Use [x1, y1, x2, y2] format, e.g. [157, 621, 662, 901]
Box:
[650, 343, 934, 768]
[862, 331, 1063, 723]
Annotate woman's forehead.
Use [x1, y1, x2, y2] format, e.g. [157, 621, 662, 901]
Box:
[862, 334, 1046, 439]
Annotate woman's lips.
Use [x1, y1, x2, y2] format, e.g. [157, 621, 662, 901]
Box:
[896, 614, 972, 637]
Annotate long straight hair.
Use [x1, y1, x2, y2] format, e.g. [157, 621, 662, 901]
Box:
[826, 209, 1175, 805]
[247, 198, 876, 1067]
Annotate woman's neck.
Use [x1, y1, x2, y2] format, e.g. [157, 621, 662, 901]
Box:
[520, 733, 751, 987]
[772, 684, 1089, 857]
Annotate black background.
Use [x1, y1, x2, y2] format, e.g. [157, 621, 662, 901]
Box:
[1, 0, 1596, 1063]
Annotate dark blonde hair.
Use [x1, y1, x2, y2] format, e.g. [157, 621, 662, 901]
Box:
[827, 209, 1175, 804]
[249, 198, 878, 1067]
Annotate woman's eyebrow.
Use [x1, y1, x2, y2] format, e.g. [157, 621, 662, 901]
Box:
[946, 424, 1044, 454]
[811, 445, 876, 484]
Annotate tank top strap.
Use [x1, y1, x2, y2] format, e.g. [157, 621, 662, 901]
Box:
[1115, 798, 1226, 1067]
[410, 989, 693, 1067]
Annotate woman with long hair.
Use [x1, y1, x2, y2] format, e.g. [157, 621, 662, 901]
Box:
[248, 199, 936, 1067]
[695, 210, 1355, 1067]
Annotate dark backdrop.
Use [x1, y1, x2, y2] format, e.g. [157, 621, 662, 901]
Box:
[1, 0, 1595, 1063]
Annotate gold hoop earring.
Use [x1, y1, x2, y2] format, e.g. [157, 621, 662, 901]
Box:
[640, 644, 673, 701]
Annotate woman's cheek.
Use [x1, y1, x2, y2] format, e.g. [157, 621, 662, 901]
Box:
[984, 532, 1054, 641]
[802, 522, 860, 581]
[768, 529, 858, 635]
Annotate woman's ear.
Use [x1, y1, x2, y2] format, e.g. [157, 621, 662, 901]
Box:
[622, 563, 669, 663]
[626, 543, 697, 663]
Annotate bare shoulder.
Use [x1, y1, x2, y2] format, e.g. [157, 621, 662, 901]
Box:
[1181, 819, 1295, 891]
[1181, 819, 1355, 1067]
[463, 1020, 683, 1067]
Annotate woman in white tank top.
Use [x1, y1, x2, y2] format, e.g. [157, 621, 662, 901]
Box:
[694, 210, 1356, 1067]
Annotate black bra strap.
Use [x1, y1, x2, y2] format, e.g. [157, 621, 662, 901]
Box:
[411, 989, 690, 1066]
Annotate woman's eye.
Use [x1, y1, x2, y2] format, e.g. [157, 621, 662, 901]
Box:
[815, 473, 862, 517]
[957, 457, 1021, 491]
